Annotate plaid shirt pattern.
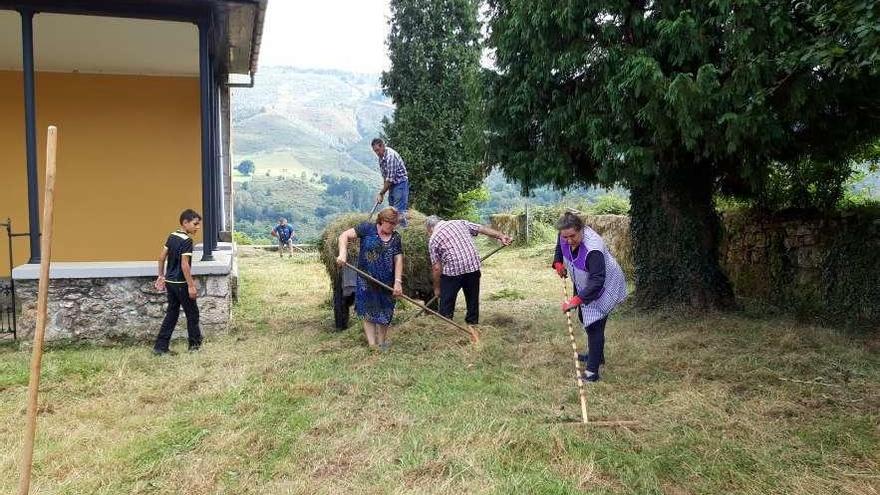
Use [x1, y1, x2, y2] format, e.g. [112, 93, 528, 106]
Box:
[379, 147, 408, 184]
[429, 220, 482, 276]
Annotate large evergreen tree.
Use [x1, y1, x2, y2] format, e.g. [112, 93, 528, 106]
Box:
[382, 0, 485, 216]
[486, 1, 880, 309]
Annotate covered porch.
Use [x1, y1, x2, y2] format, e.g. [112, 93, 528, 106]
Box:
[0, 0, 267, 340]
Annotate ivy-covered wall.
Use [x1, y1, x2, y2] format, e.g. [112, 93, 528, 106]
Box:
[718, 210, 880, 324]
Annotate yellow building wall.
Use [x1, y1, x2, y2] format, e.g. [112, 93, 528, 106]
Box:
[0, 71, 202, 277]
[0, 71, 28, 278]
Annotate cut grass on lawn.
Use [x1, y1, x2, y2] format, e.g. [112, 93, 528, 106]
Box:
[1, 246, 878, 494]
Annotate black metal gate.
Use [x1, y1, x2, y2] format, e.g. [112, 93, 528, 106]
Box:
[1, 218, 18, 340]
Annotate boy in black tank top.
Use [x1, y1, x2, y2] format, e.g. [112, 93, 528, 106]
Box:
[153, 209, 203, 355]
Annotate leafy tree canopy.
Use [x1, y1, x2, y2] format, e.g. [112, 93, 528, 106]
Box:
[485, 1, 880, 308]
[382, 0, 487, 216]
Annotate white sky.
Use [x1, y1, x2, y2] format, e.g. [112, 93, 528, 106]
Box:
[258, 0, 391, 73]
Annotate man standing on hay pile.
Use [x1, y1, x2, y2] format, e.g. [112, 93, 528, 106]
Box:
[371, 138, 409, 227]
[554, 212, 628, 382]
[426, 216, 512, 325]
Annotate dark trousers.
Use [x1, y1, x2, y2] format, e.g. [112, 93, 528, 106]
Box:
[439, 270, 481, 324]
[154, 283, 202, 351]
[584, 317, 607, 373]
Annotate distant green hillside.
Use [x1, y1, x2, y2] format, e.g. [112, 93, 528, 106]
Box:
[234, 176, 325, 242]
[231, 66, 389, 185]
[230, 67, 394, 242]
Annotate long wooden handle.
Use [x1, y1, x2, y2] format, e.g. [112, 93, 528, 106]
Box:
[480, 243, 507, 262]
[367, 201, 381, 221]
[18, 126, 58, 495]
[343, 261, 478, 343]
[400, 243, 508, 324]
[562, 280, 589, 424]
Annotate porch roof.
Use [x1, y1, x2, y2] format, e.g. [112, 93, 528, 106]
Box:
[0, 0, 267, 78]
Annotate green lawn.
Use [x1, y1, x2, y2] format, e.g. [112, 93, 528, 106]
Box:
[1, 246, 878, 494]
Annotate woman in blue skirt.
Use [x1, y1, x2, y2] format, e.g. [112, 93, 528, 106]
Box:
[336, 207, 404, 350]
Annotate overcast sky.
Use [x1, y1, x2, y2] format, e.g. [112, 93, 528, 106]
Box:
[258, 0, 391, 74]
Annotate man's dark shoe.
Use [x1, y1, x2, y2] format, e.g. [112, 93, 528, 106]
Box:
[153, 349, 178, 356]
[188, 345, 201, 353]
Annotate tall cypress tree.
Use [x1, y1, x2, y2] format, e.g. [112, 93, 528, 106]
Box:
[486, 1, 880, 309]
[382, 0, 485, 216]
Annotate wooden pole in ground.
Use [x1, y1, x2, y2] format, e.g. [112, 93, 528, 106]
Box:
[561, 280, 590, 424]
[343, 261, 479, 343]
[401, 244, 508, 325]
[18, 125, 58, 495]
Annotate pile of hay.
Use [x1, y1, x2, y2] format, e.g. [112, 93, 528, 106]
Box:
[489, 213, 524, 241]
[319, 210, 434, 300]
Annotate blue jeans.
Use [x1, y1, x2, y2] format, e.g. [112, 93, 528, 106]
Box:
[388, 179, 409, 227]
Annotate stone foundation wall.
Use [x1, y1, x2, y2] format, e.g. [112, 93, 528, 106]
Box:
[15, 273, 234, 342]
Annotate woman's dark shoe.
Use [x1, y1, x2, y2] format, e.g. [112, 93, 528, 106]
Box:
[580, 371, 600, 382]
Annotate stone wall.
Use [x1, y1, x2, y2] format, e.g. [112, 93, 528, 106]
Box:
[491, 213, 634, 275]
[15, 273, 235, 342]
[531, 210, 879, 323]
[718, 210, 880, 322]
[718, 212, 826, 306]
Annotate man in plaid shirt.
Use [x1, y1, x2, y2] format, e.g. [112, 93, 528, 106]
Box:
[426, 216, 512, 324]
[371, 138, 410, 227]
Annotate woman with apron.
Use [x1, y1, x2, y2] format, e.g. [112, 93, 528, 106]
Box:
[553, 212, 628, 382]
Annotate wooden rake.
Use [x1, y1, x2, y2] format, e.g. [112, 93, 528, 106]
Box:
[343, 262, 479, 343]
[367, 201, 381, 221]
[561, 280, 591, 424]
[559, 279, 639, 428]
[400, 243, 508, 325]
